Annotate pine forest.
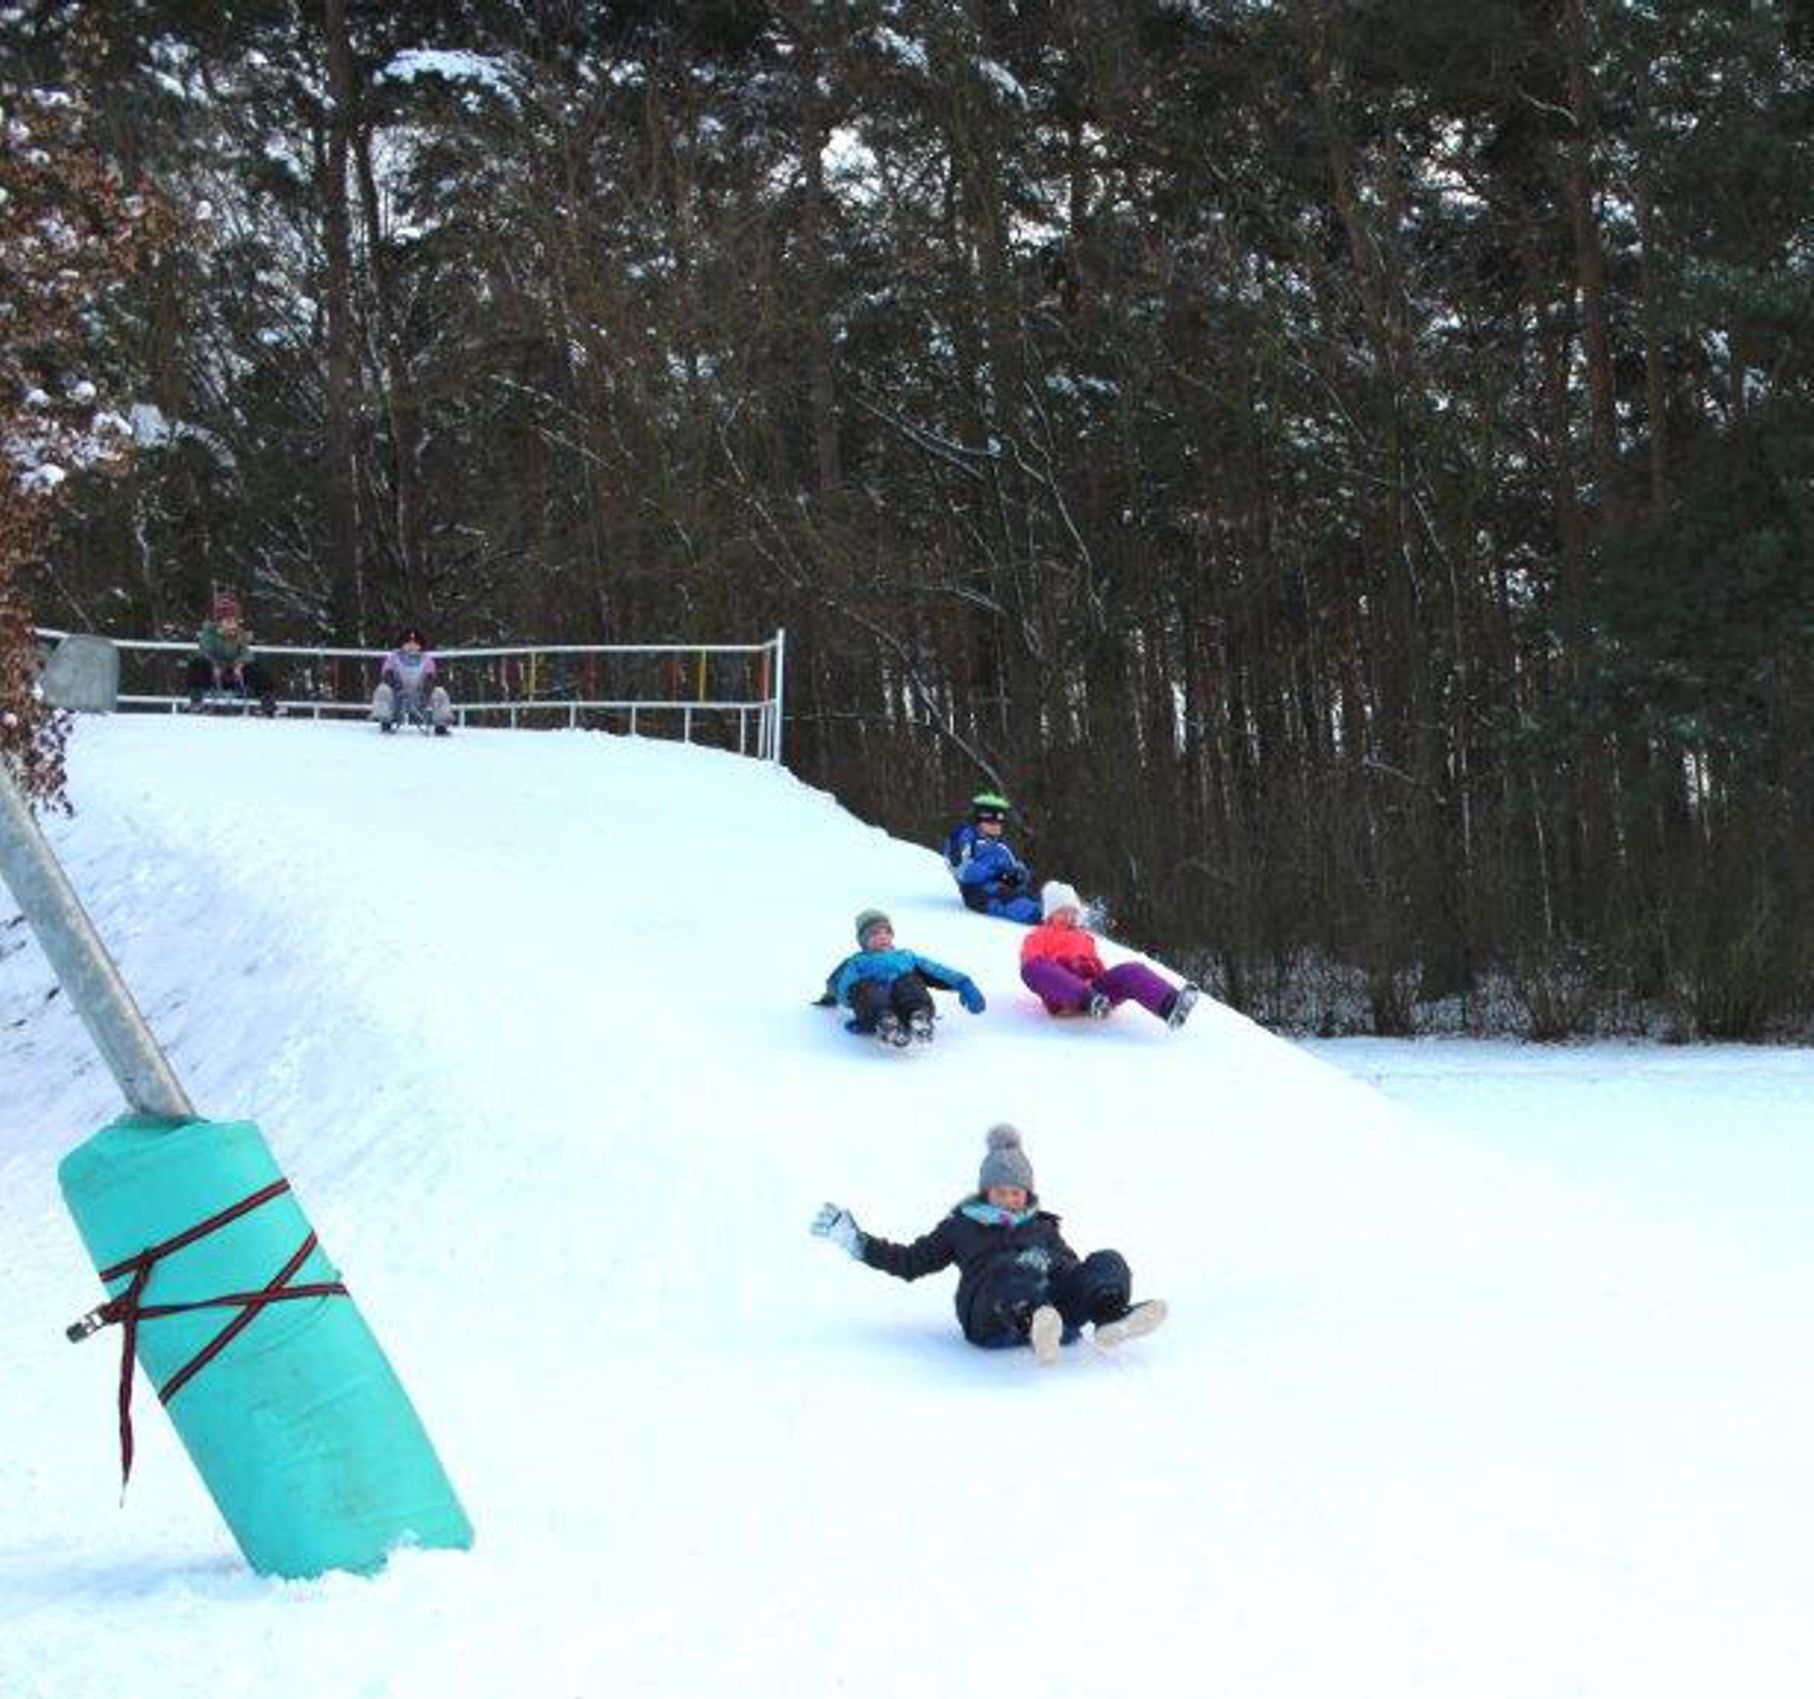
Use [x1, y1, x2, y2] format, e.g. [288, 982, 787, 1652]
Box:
[6, 0, 1814, 1037]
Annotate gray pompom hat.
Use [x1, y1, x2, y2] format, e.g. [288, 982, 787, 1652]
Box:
[978, 1123, 1034, 1194]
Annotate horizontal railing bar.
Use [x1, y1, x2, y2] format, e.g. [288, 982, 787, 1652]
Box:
[425, 642, 778, 659]
[39, 629, 779, 661]
[115, 694, 771, 713]
[453, 700, 772, 712]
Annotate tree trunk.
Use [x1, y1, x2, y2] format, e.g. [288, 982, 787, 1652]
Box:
[1562, 0, 1618, 514]
[1634, 156, 1669, 516]
[353, 124, 425, 611]
[320, 0, 363, 640]
[789, 9, 843, 502]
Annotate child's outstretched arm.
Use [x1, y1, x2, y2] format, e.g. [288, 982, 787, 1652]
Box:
[910, 954, 986, 1013]
[811, 1206, 958, 1281]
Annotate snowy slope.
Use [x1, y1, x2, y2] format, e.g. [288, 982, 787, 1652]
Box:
[2, 718, 1810, 1699]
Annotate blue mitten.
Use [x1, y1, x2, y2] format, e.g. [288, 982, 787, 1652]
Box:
[958, 979, 986, 1014]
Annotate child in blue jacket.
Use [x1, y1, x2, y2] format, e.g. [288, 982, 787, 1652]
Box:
[816, 909, 986, 1046]
[942, 792, 1040, 924]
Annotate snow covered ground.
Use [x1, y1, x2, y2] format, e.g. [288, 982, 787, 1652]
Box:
[2, 716, 1810, 1699]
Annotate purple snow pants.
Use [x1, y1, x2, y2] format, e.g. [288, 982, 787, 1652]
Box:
[1021, 957, 1177, 1019]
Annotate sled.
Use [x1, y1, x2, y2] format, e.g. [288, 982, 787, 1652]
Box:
[189, 688, 279, 718]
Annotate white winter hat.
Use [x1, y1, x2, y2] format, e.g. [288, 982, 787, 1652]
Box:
[1041, 880, 1084, 922]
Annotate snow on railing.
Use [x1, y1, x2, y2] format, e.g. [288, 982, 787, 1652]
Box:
[33, 629, 789, 764]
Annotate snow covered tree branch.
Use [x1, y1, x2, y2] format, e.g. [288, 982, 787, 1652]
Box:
[1, 57, 170, 804]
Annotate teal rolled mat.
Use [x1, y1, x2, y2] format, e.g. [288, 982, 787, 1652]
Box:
[59, 1115, 473, 1579]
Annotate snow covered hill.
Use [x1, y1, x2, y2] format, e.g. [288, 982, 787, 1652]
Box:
[2, 718, 1809, 1699]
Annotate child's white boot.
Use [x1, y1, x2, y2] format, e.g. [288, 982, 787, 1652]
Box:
[1094, 1299, 1168, 1350]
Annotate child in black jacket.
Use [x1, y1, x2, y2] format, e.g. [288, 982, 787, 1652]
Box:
[810, 1125, 1166, 1363]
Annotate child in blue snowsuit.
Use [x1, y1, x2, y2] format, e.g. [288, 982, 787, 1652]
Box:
[942, 792, 1040, 924]
[810, 1124, 1167, 1362]
[816, 908, 986, 1046]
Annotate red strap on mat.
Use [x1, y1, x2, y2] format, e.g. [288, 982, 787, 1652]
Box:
[71, 1179, 348, 1489]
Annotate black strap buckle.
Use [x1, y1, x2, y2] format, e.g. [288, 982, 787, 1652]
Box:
[66, 1304, 111, 1343]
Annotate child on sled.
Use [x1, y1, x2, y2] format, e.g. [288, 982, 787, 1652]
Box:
[1020, 882, 1200, 1029]
[372, 627, 454, 734]
[810, 1124, 1166, 1363]
[942, 792, 1041, 924]
[816, 909, 986, 1046]
[185, 589, 277, 716]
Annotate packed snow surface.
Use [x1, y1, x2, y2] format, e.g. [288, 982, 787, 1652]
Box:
[2, 718, 1810, 1699]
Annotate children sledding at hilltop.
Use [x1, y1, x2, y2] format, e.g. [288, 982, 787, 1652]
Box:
[816, 908, 986, 1047]
[810, 1124, 1167, 1364]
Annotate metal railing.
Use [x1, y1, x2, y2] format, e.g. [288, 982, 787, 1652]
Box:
[35, 629, 788, 763]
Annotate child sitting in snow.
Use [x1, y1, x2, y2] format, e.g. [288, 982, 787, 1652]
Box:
[816, 908, 986, 1046]
[1021, 881, 1201, 1029]
[942, 792, 1041, 924]
[810, 1124, 1166, 1363]
[372, 627, 454, 734]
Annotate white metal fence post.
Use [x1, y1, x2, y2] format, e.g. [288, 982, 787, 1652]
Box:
[771, 627, 787, 764]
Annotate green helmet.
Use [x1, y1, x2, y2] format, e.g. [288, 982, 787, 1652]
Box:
[970, 791, 1011, 822]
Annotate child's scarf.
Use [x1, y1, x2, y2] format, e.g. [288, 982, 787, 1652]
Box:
[960, 1200, 1035, 1229]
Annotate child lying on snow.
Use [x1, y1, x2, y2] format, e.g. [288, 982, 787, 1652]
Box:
[1020, 882, 1200, 1029]
[810, 1125, 1166, 1363]
[816, 908, 986, 1046]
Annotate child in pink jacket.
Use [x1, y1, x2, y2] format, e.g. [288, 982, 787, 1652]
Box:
[1019, 882, 1199, 1028]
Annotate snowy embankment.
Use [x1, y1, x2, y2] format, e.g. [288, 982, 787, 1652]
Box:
[2, 718, 1810, 1699]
